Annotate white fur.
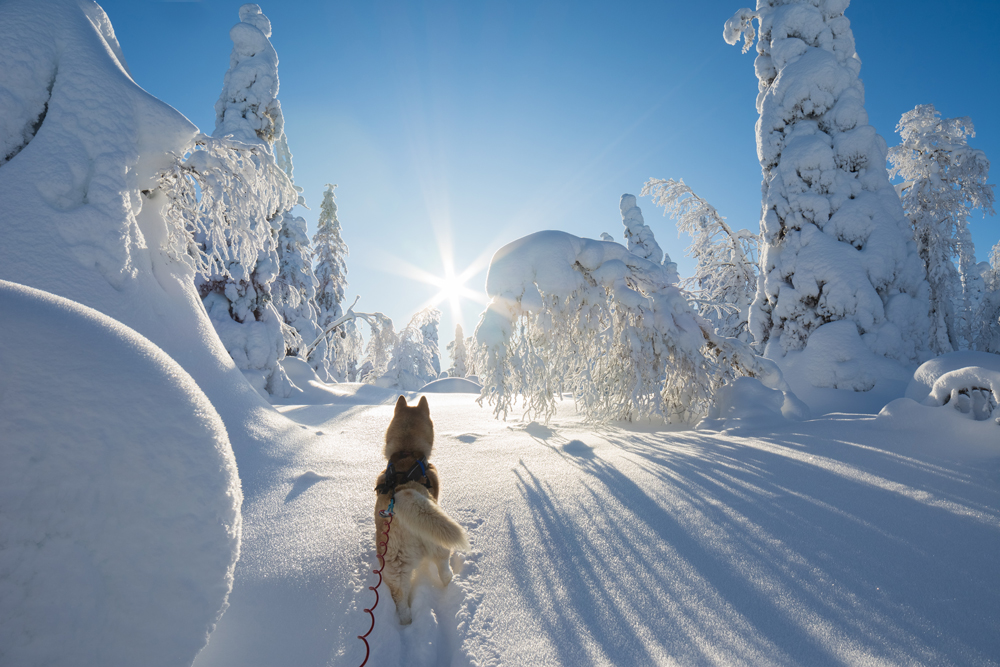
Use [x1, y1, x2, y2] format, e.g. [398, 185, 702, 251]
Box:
[392, 488, 470, 551]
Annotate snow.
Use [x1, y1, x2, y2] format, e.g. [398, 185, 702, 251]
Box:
[0, 281, 241, 667]
[419, 377, 484, 394]
[697, 376, 809, 433]
[189, 387, 1000, 666]
[905, 350, 1000, 402]
[0, 5, 310, 661]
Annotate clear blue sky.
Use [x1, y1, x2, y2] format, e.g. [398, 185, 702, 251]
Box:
[99, 0, 999, 357]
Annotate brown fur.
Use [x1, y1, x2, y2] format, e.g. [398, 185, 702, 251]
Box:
[374, 396, 468, 625]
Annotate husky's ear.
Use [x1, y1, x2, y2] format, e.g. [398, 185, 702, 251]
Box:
[395, 395, 408, 414]
[417, 395, 429, 414]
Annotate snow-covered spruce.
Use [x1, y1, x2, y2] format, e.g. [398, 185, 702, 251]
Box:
[474, 222, 785, 424]
[274, 210, 321, 357]
[311, 184, 362, 381]
[643, 178, 760, 342]
[725, 0, 930, 390]
[377, 308, 442, 391]
[447, 323, 469, 377]
[187, 3, 300, 398]
[0, 281, 241, 667]
[888, 104, 995, 353]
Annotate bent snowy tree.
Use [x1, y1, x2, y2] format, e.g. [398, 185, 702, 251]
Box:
[725, 0, 930, 390]
[642, 178, 760, 342]
[474, 220, 785, 425]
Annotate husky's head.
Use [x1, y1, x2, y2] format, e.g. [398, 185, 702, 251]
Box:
[384, 395, 434, 460]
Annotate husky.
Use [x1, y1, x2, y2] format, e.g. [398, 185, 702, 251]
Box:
[374, 395, 469, 625]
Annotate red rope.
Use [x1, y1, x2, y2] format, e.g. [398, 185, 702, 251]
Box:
[357, 510, 392, 667]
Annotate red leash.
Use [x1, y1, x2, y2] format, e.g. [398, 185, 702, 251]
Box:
[358, 500, 394, 667]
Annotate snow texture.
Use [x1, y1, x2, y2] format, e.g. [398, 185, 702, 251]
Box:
[0, 281, 241, 667]
[214, 4, 280, 146]
[698, 376, 810, 433]
[446, 323, 469, 378]
[973, 245, 1000, 352]
[619, 193, 664, 264]
[905, 350, 1000, 402]
[726, 0, 931, 389]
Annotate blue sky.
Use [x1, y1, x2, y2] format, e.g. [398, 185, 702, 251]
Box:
[99, 0, 999, 357]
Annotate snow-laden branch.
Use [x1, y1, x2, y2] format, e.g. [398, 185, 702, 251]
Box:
[157, 133, 297, 280]
[723, 8, 759, 54]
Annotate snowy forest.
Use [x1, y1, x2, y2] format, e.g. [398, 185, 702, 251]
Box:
[2, 1, 999, 666]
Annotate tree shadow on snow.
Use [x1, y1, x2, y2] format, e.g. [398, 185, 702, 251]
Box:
[507, 423, 1000, 666]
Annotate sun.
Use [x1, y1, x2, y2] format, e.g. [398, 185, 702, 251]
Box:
[422, 262, 491, 325]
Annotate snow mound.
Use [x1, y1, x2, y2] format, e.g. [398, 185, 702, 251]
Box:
[0, 281, 241, 667]
[697, 376, 809, 432]
[905, 351, 1000, 402]
[878, 352, 1000, 445]
[925, 366, 1000, 422]
[419, 377, 484, 394]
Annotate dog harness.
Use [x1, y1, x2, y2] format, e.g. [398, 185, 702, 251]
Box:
[374, 451, 432, 497]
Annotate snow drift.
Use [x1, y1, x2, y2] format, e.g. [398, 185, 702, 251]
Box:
[0, 281, 242, 667]
[0, 0, 304, 453]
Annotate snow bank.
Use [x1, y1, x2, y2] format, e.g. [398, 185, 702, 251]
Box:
[0, 0, 301, 468]
[878, 351, 1000, 449]
[0, 281, 241, 667]
[419, 377, 484, 394]
[698, 376, 809, 433]
[905, 351, 1000, 402]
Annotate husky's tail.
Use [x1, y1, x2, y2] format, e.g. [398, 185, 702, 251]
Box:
[392, 488, 470, 550]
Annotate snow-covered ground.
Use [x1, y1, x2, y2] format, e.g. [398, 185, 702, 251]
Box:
[193, 386, 1000, 667]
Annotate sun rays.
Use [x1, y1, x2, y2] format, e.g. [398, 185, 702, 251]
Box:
[376, 245, 493, 327]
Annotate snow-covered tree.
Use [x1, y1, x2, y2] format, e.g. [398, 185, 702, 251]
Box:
[475, 215, 788, 424]
[620, 193, 665, 264]
[888, 104, 995, 353]
[358, 313, 397, 383]
[214, 4, 282, 146]
[642, 178, 760, 341]
[411, 307, 442, 377]
[376, 310, 440, 391]
[972, 244, 1000, 353]
[725, 1, 930, 390]
[158, 135, 296, 284]
[310, 184, 362, 381]
[183, 3, 299, 397]
[273, 211, 321, 357]
[447, 324, 469, 377]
